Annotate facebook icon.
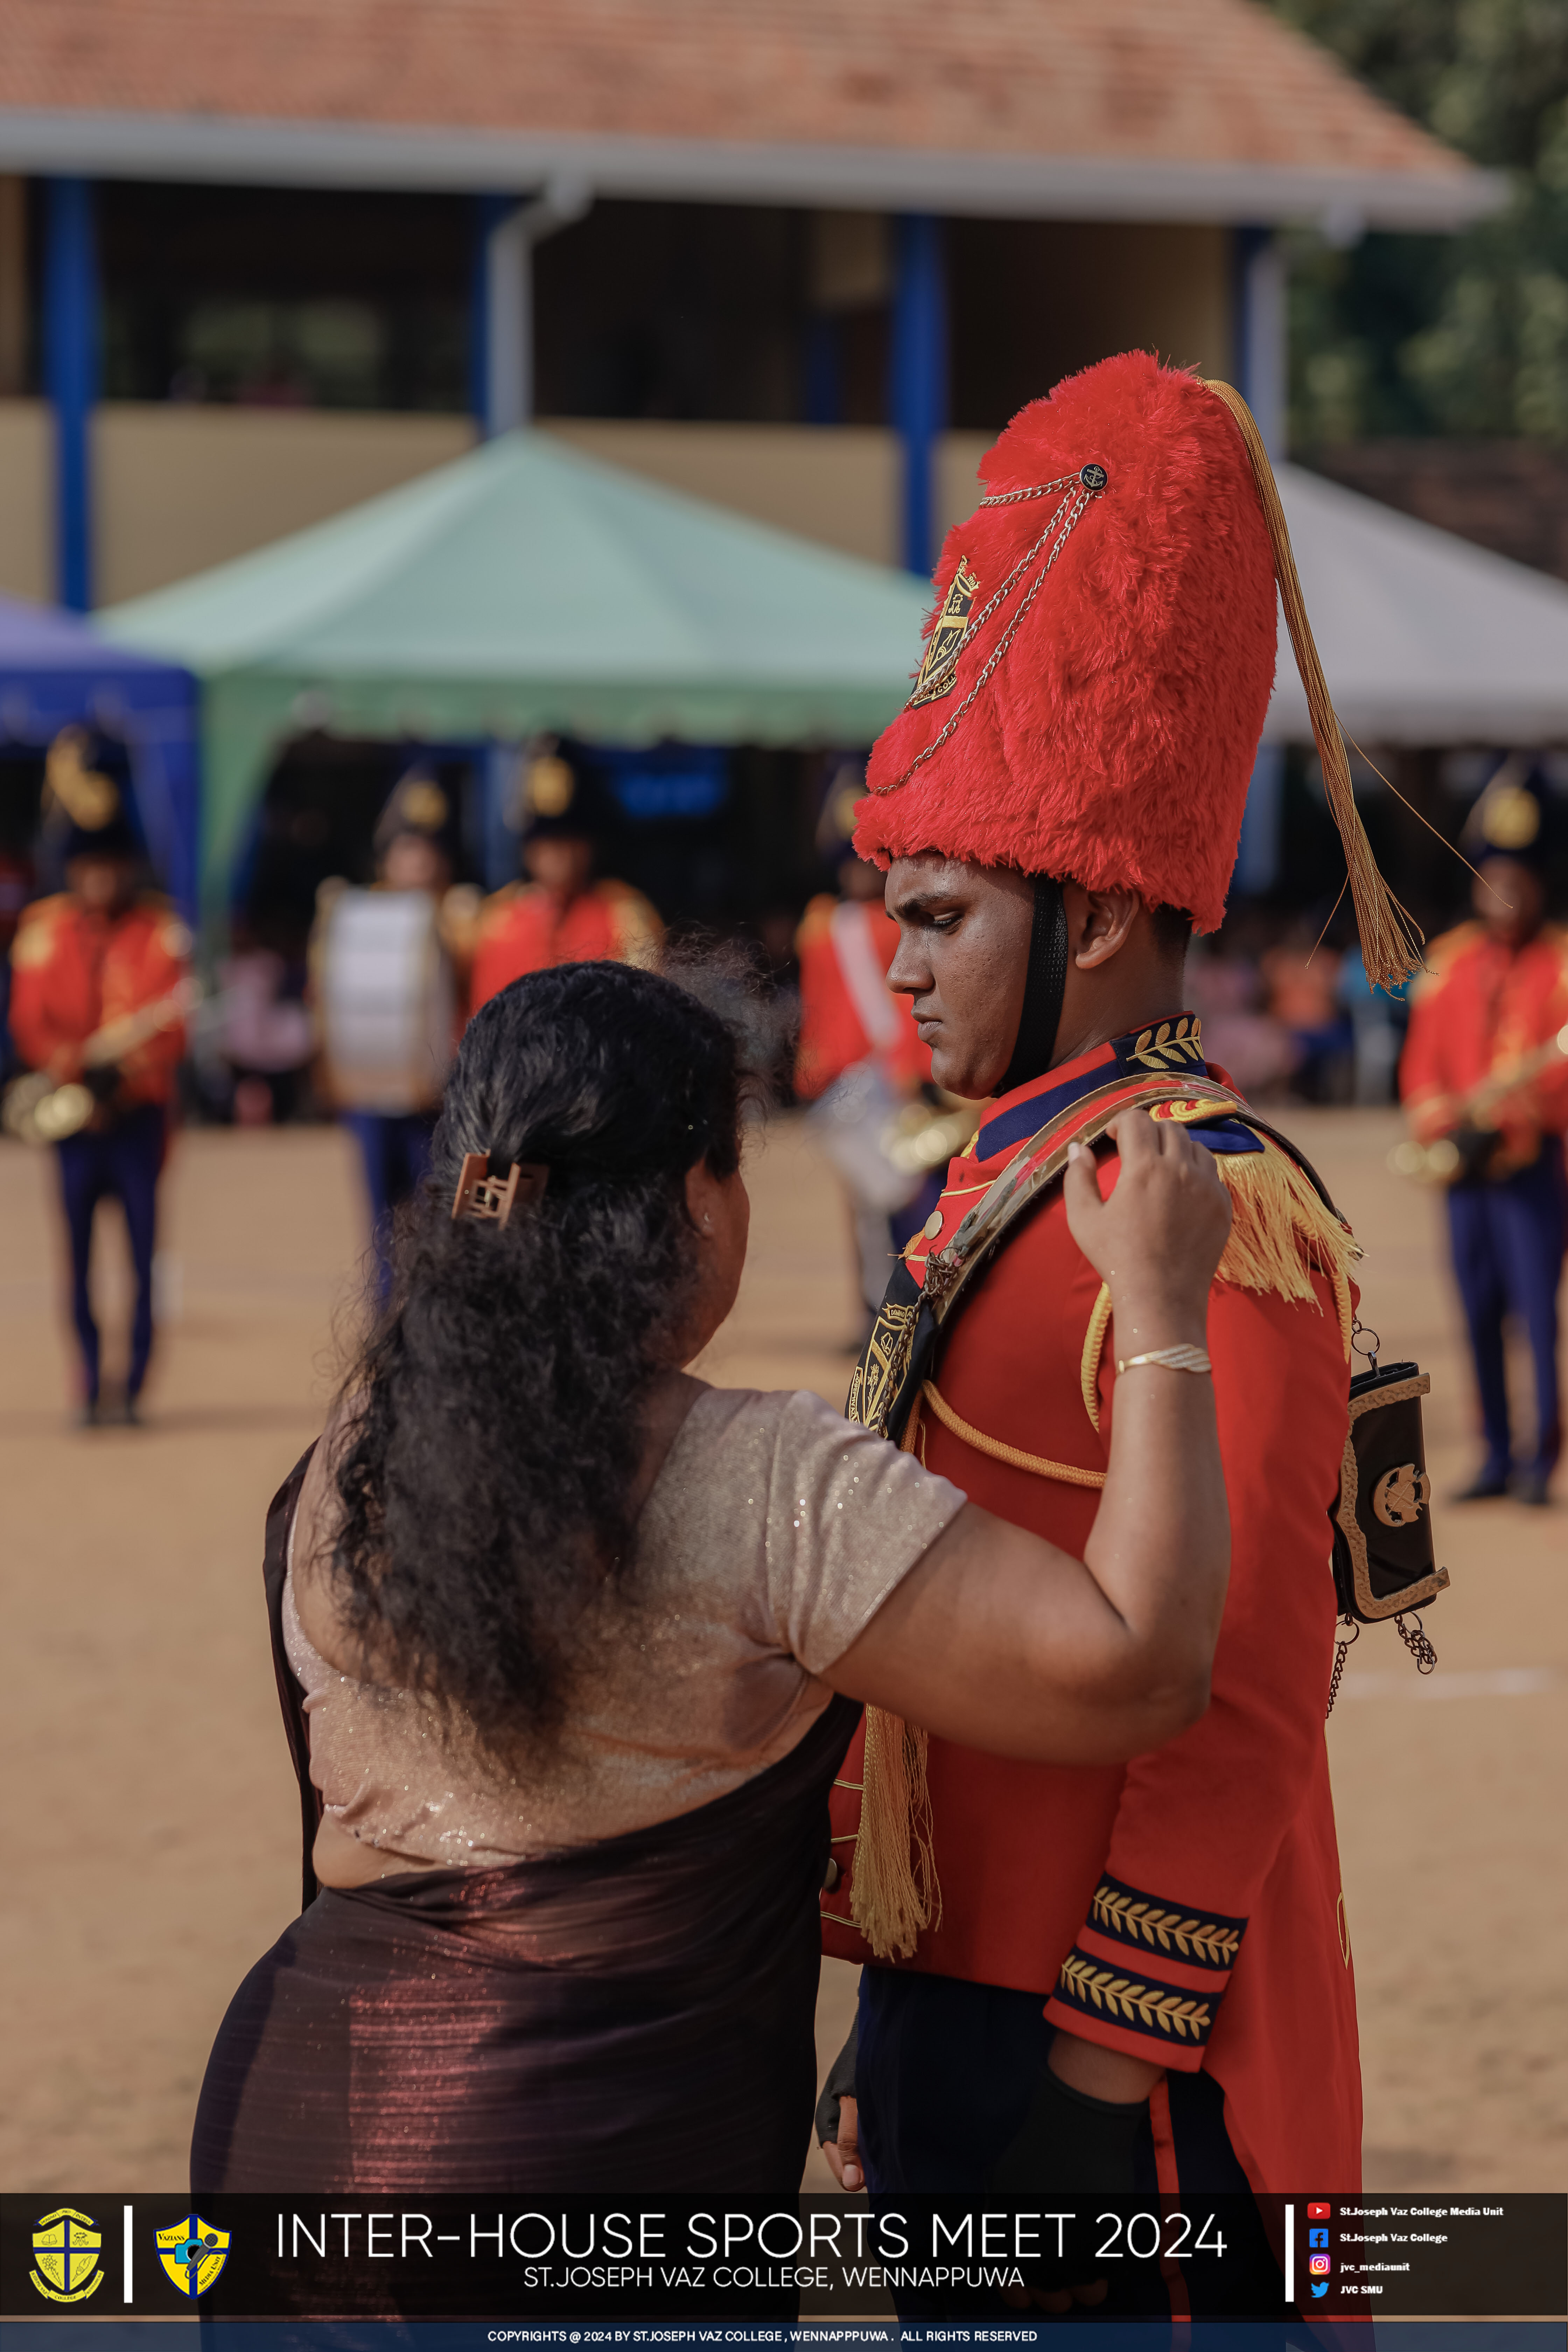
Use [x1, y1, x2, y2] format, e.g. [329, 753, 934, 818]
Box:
[1309, 2229, 1329, 2247]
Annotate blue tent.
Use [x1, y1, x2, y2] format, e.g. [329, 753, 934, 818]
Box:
[0, 593, 199, 922]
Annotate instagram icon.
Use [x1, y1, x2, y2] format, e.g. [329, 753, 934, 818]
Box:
[1310, 2256, 1331, 2277]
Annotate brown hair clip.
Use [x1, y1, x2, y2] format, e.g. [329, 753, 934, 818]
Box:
[451, 1154, 548, 1229]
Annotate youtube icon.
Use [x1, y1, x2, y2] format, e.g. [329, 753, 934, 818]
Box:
[1308, 2203, 1331, 2220]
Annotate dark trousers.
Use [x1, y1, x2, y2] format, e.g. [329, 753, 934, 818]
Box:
[55, 1103, 164, 1404]
[857, 1965, 1279, 2319]
[1447, 1142, 1565, 1480]
[342, 1110, 436, 1289]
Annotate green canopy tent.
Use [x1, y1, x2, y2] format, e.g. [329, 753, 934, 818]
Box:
[98, 430, 934, 922]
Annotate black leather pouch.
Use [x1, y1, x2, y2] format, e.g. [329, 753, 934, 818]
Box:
[1327, 1357, 1450, 1707]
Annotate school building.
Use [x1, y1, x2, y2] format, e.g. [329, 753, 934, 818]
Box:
[0, 0, 1497, 614]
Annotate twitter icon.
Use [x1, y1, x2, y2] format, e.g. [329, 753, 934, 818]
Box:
[1311, 2283, 1329, 2300]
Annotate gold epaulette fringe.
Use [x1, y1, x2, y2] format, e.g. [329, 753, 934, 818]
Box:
[850, 1706, 942, 1961]
[1212, 1143, 1357, 1357]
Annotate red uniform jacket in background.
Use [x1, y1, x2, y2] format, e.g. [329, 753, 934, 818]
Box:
[469, 878, 662, 1014]
[823, 1032, 1362, 2193]
[8, 893, 190, 1108]
[1400, 920, 1568, 1163]
[793, 894, 930, 1100]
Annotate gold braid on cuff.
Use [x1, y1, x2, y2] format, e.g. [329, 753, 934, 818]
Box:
[1115, 1343, 1212, 1376]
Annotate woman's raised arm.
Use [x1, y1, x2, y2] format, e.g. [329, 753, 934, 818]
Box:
[824, 1109, 1233, 1764]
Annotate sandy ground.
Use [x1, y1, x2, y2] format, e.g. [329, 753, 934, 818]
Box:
[0, 1106, 1563, 2193]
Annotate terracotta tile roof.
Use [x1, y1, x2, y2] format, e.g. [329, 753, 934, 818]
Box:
[0, 0, 1469, 183]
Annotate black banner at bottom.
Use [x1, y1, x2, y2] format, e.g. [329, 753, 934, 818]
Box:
[3, 2196, 1563, 2322]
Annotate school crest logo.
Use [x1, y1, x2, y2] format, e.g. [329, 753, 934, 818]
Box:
[908, 559, 980, 706]
[156, 2214, 231, 2297]
[1373, 1462, 1431, 1528]
[30, 2207, 104, 2302]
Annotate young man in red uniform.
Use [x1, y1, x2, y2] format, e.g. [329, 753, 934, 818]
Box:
[469, 747, 661, 1013]
[1400, 764, 1568, 1504]
[796, 767, 937, 1323]
[9, 732, 190, 1423]
[817, 355, 1423, 2308]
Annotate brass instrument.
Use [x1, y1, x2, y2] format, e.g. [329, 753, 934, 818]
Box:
[1390, 1020, 1568, 1185]
[881, 1092, 983, 1179]
[2, 980, 198, 1146]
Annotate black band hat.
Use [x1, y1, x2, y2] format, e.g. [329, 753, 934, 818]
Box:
[1463, 755, 1556, 877]
[518, 742, 616, 845]
[43, 727, 141, 864]
[373, 764, 461, 862]
[814, 758, 871, 870]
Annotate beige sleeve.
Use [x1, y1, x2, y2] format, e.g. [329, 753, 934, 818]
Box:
[762, 1388, 968, 1674]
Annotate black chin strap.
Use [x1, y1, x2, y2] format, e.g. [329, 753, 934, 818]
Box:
[999, 876, 1070, 1094]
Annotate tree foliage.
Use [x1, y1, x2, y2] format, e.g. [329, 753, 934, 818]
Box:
[1268, 0, 1568, 441]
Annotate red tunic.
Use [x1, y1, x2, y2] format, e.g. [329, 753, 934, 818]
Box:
[823, 1032, 1363, 2193]
[1400, 921, 1568, 1164]
[8, 892, 190, 1108]
[793, 894, 929, 1099]
[469, 879, 662, 1014]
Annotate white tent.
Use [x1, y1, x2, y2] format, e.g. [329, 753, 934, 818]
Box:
[1265, 462, 1568, 747]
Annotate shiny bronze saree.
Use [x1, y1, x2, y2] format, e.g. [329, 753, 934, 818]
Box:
[192, 1451, 859, 2193]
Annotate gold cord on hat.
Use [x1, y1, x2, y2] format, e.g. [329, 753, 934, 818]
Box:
[875, 463, 1110, 794]
[1202, 378, 1424, 994]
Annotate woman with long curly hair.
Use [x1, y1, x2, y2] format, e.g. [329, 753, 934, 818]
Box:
[193, 958, 1233, 2196]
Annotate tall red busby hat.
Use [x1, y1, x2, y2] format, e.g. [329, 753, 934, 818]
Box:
[856, 350, 1419, 985]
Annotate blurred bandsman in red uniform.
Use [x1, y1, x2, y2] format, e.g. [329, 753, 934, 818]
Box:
[795, 762, 940, 1325]
[312, 767, 473, 1284]
[8, 729, 191, 1424]
[815, 355, 1427, 2308]
[1400, 762, 1568, 1505]
[469, 744, 661, 1013]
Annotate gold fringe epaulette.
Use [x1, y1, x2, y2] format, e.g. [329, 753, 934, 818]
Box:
[1211, 1139, 1357, 1357]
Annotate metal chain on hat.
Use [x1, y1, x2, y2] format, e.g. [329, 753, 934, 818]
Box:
[896, 480, 1082, 726]
[950, 489, 1077, 650]
[878, 468, 1107, 795]
[1325, 1617, 1359, 1718]
[976, 470, 1083, 508]
[979, 461, 1108, 507]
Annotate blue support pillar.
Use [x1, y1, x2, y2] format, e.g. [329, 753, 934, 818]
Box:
[1232, 224, 1286, 460]
[481, 741, 522, 888]
[889, 214, 947, 576]
[43, 177, 98, 612]
[470, 194, 519, 436]
[1234, 743, 1286, 897]
[803, 313, 843, 427]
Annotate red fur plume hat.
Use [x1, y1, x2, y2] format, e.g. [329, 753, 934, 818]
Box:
[856, 350, 1420, 981]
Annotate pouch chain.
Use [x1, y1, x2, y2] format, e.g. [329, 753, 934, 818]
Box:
[1326, 1617, 1359, 1719]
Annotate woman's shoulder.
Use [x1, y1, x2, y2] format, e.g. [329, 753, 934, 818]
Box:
[290, 1397, 366, 1675]
[671, 1382, 958, 1520]
[673, 1380, 856, 1458]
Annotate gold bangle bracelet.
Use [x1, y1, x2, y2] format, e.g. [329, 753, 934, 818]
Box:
[1116, 1344, 1212, 1376]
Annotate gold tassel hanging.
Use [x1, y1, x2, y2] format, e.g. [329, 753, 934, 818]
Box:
[850, 1704, 941, 1961]
[1212, 1146, 1357, 1358]
[1202, 379, 1425, 996]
